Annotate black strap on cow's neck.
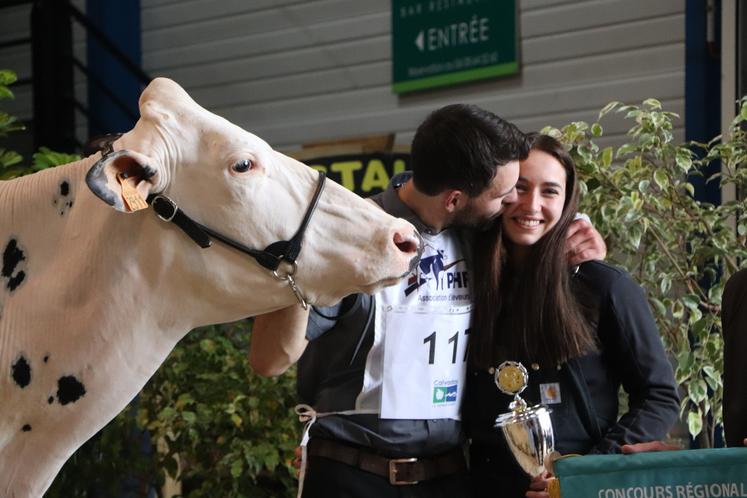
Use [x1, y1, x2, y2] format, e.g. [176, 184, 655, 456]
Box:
[147, 171, 327, 274]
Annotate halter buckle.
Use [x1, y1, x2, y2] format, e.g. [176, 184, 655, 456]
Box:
[152, 195, 179, 222]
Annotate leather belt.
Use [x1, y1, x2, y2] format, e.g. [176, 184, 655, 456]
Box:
[307, 438, 467, 486]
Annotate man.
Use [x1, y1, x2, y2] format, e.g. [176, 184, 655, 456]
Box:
[250, 104, 605, 498]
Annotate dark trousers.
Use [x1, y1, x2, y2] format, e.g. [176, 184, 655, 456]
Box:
[302, 455, 473, 498]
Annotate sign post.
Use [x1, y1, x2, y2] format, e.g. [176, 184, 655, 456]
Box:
[391, 0, 518, 93]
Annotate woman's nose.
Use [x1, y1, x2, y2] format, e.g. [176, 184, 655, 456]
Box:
[526, 192, 541, 213]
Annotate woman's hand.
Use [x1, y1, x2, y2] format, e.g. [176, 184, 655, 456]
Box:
[620, 441, 681, 453]
[565, 218, 606, 265]
[525, 471, 553, 498]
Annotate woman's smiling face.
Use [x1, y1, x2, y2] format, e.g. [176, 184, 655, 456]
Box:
[502, 149, 567, 248]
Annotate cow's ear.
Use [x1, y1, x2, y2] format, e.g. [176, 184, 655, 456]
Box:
[85, 149, 160, 213]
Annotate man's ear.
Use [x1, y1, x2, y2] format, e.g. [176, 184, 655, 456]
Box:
[443, 189, 465, 214]
[85, 150, 161, 213]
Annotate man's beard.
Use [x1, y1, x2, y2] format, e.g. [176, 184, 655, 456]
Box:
[453, 203, 502, 231]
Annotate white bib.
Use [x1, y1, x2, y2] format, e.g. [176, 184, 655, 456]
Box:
[355, 230, 472, 420]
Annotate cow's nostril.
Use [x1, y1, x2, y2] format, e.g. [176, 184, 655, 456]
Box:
[393, 230, 422, 255]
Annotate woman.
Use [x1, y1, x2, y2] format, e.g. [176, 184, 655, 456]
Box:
[464, 133, 679, 498]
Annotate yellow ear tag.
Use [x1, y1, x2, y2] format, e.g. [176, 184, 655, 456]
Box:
[117, 172, 148, 212]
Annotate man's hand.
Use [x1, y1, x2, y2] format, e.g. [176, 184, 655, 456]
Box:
[621, 441, 682, 454]
[566, 218, 606, 266]
[525, 471, 553, 498]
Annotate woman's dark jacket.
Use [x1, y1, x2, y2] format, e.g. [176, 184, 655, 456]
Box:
[463, 260, 680, 498]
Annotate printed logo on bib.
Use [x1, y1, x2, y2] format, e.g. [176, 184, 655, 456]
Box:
[404, 242, 470, 304]
[433, 381, 458, 405]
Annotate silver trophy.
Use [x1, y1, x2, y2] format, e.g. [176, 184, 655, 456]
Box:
[493, 361, 555, 477]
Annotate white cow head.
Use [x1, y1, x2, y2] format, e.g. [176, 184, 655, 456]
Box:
[85, 78, 420, 317]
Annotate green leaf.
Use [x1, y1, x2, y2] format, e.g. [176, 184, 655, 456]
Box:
[675, 154, 692, 172]
[659, 275, 671, 294]
[0, 69, 17, 85]
[200, 339, 216, 353]
[681, 294, 700, 310]
[688, 378, 708, 403]
[230, 458, 244, 478]
[643, 98, 663, 110]
[601, 147, 613, 168]
[687, 410, 703, 437]
[230, 413, 243, 428]
[599, 101, 620, 119]
[591, 123, 603, 136]
[653, 169, 669, 190]
[650, 297, 666, 316]
[182, 411, 197, 425]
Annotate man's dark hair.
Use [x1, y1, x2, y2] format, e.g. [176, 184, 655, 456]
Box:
[410, 104, 529, 197]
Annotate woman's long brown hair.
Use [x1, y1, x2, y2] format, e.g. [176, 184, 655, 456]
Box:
[470, 133, 597, 371]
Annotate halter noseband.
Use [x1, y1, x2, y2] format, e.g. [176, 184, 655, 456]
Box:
[148, 171, 327, 310]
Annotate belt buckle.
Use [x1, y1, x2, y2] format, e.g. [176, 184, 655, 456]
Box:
[388, 457, 419, 485]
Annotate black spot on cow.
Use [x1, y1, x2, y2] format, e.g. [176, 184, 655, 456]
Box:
[57, 375, 86, 405]
[21, 424, 31, 432]
[53, 179, 74, 216]
[43, 354, 49, 363]
[2, 239, 26, 291]
[48, 396, 54, 404]
[11, 356, 30, 388]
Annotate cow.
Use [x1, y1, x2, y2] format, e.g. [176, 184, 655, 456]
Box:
[0, 77, 421, 497]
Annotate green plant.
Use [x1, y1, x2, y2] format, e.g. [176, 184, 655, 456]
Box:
[0, 69, 24, 172]
[46, 408, 160, 497]
[0, 69, 79, 177]
[546, 98, 747, 448]
[136, 321, 300, 498]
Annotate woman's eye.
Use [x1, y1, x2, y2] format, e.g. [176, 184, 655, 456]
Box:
[232, 159, 253, 173]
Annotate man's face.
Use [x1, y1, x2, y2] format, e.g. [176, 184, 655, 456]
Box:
[453, 160, 520, 229]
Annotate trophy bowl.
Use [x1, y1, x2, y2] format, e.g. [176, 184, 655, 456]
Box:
[495, 404, 554, 476]
[493, 361, 556, 477]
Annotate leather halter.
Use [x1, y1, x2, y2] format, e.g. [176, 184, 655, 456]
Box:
[147, 171, 327, 310]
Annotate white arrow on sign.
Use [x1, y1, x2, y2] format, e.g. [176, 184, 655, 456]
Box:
[415, 30, 424, 51]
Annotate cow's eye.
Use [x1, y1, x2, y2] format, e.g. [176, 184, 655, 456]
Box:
[232, 159, 253, 173]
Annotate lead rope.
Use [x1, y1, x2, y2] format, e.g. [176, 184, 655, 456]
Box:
[292, 403, 379, 497]
[294, 404, 318, 498]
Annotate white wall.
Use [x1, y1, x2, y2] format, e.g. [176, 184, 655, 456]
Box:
[0, 0, 685, 150]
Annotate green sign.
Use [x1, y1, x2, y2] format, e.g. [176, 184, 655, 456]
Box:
[391, 0, 518, 93]
[552, 448, 747, 498]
